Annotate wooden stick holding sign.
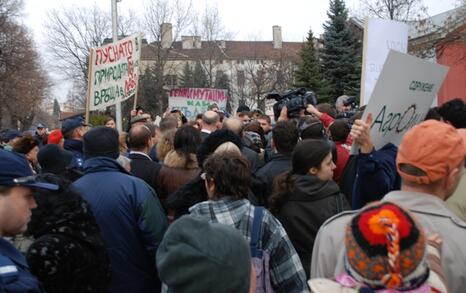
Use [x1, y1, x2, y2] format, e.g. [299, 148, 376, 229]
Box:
[85, 49, 94, 125]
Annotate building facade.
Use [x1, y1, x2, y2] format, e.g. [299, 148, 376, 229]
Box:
[140, 24, 303, 111]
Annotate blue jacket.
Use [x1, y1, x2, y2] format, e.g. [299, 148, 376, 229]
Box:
[352, 143, 401, 209]
[64, 139, 85, 171]
[73, 157, 168, 293]
[0, 238, 46, 292]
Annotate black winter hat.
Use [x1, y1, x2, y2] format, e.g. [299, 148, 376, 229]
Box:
[196, 129, 242, 167]
[83, 126, 119, 159]
[37, 144, 73, 175]
[156, 215, 251, 293]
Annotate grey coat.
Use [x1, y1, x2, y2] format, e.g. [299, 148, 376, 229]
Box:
[310, 191, 466, 293]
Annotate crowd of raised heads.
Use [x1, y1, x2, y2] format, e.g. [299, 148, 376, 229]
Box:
[0, 96, 465, 293]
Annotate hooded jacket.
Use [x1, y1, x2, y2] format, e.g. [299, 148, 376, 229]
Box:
[274, 174, 350, 278]
[73, 157, 168, 293]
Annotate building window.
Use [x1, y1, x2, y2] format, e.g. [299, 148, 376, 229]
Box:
[237, 70, 245, 87]
[165, 74, 178, 88]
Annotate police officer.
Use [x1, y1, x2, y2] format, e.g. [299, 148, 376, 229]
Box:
[0, 150, 58, 292]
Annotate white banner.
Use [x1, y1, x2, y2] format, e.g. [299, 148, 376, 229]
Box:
[360, 18, 408, 106]
[88, 33, 142, 110]
[353, 50, 448, 153]
[169, 88, 228, 120]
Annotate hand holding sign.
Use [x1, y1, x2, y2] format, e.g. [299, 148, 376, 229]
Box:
[351, 113, 374, 154]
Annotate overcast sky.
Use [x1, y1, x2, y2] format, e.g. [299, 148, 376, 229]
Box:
[21, 0, 459, 101]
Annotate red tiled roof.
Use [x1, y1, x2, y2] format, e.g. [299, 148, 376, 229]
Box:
[141, 40, 303, 61]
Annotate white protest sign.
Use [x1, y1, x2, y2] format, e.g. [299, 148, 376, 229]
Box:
[88, 33, 142, 110]
[353, 50, 448, 153]
[169, 88, 228, 120]
[360, 18, 408, 106]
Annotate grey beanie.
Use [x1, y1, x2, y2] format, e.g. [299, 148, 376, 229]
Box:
[156, 215, 251, 293]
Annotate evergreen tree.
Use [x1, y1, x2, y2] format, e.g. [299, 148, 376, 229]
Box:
[179, 62, 194, 87]
[214, 72, 232, 112]
[193, 61, 208, 88]
[320, 0, 361, 102]
[52, 99, 61, 118]
[295, 28, 323, 100]
[138, 64, 166, 116]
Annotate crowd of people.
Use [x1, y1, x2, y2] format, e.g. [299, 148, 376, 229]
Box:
[0, 96, 465, 293]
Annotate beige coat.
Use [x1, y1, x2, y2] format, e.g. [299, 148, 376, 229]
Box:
[446, 173, 466, 222]
[310, 191, 466, 293]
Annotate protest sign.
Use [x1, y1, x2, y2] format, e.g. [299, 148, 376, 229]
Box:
[360, 18, 408, 106]
[352, 50, 448, 154]
[88, 33, 142, 111]
[169, 88, 228, 119]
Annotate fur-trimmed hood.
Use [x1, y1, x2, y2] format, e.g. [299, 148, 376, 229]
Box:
[164, 150, 199, 169]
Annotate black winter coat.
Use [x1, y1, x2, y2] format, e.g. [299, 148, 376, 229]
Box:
[254, 153, 292, 205]
[128, 152, 162, 194]
[274, 174, 350, 278]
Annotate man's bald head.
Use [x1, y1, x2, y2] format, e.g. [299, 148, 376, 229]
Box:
[202, 110, 220, 131]
[203, 111, 219, 125]
[222, 117, 243, 135]
[129, 124, 152, 152]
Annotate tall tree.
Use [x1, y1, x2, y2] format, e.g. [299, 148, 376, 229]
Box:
[192, 61, 208, 87]
[320, 0, 361, 102]
[44, 4, 138, 109]
[360, 0, 428, 21]
[138, 64, 167, 116]
[295, 28, 322, 99]
[52, 99, 61, 118]
[0, 1, 49, 129]
[142, 0, 194, 115]
[179, 62, 194, 87]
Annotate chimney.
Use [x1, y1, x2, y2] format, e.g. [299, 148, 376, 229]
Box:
[218, 40, 226, 49]
[272, 25, 282, 49]
[182, 36, 193, 49]
[193, 36, 202, 49]
[161, 23, 173, 49]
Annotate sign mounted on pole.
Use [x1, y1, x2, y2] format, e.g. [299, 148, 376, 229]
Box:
[360, 18, 408, 106]
[88, 33, 142, 111]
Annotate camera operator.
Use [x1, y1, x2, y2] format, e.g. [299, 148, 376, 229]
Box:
[335, 95, 358, 119]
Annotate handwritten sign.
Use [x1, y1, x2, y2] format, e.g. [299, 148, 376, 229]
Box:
[360, 18, 408, 106]
[88, 33, 142, 110]
[169, 88, 228, 119]
[352, 50, 448, 153]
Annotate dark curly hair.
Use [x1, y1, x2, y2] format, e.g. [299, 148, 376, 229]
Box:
[12, 136, 38, 154]
[202, 152, 251, 199]
[438, 98, 466, 128]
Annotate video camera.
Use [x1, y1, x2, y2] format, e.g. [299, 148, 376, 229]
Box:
[266, 88, 317, 119]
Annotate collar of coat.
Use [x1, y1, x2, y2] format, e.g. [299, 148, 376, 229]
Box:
[163, 150, 199, 169]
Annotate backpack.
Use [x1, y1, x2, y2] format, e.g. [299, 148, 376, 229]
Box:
[250, 207, 274, 293]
